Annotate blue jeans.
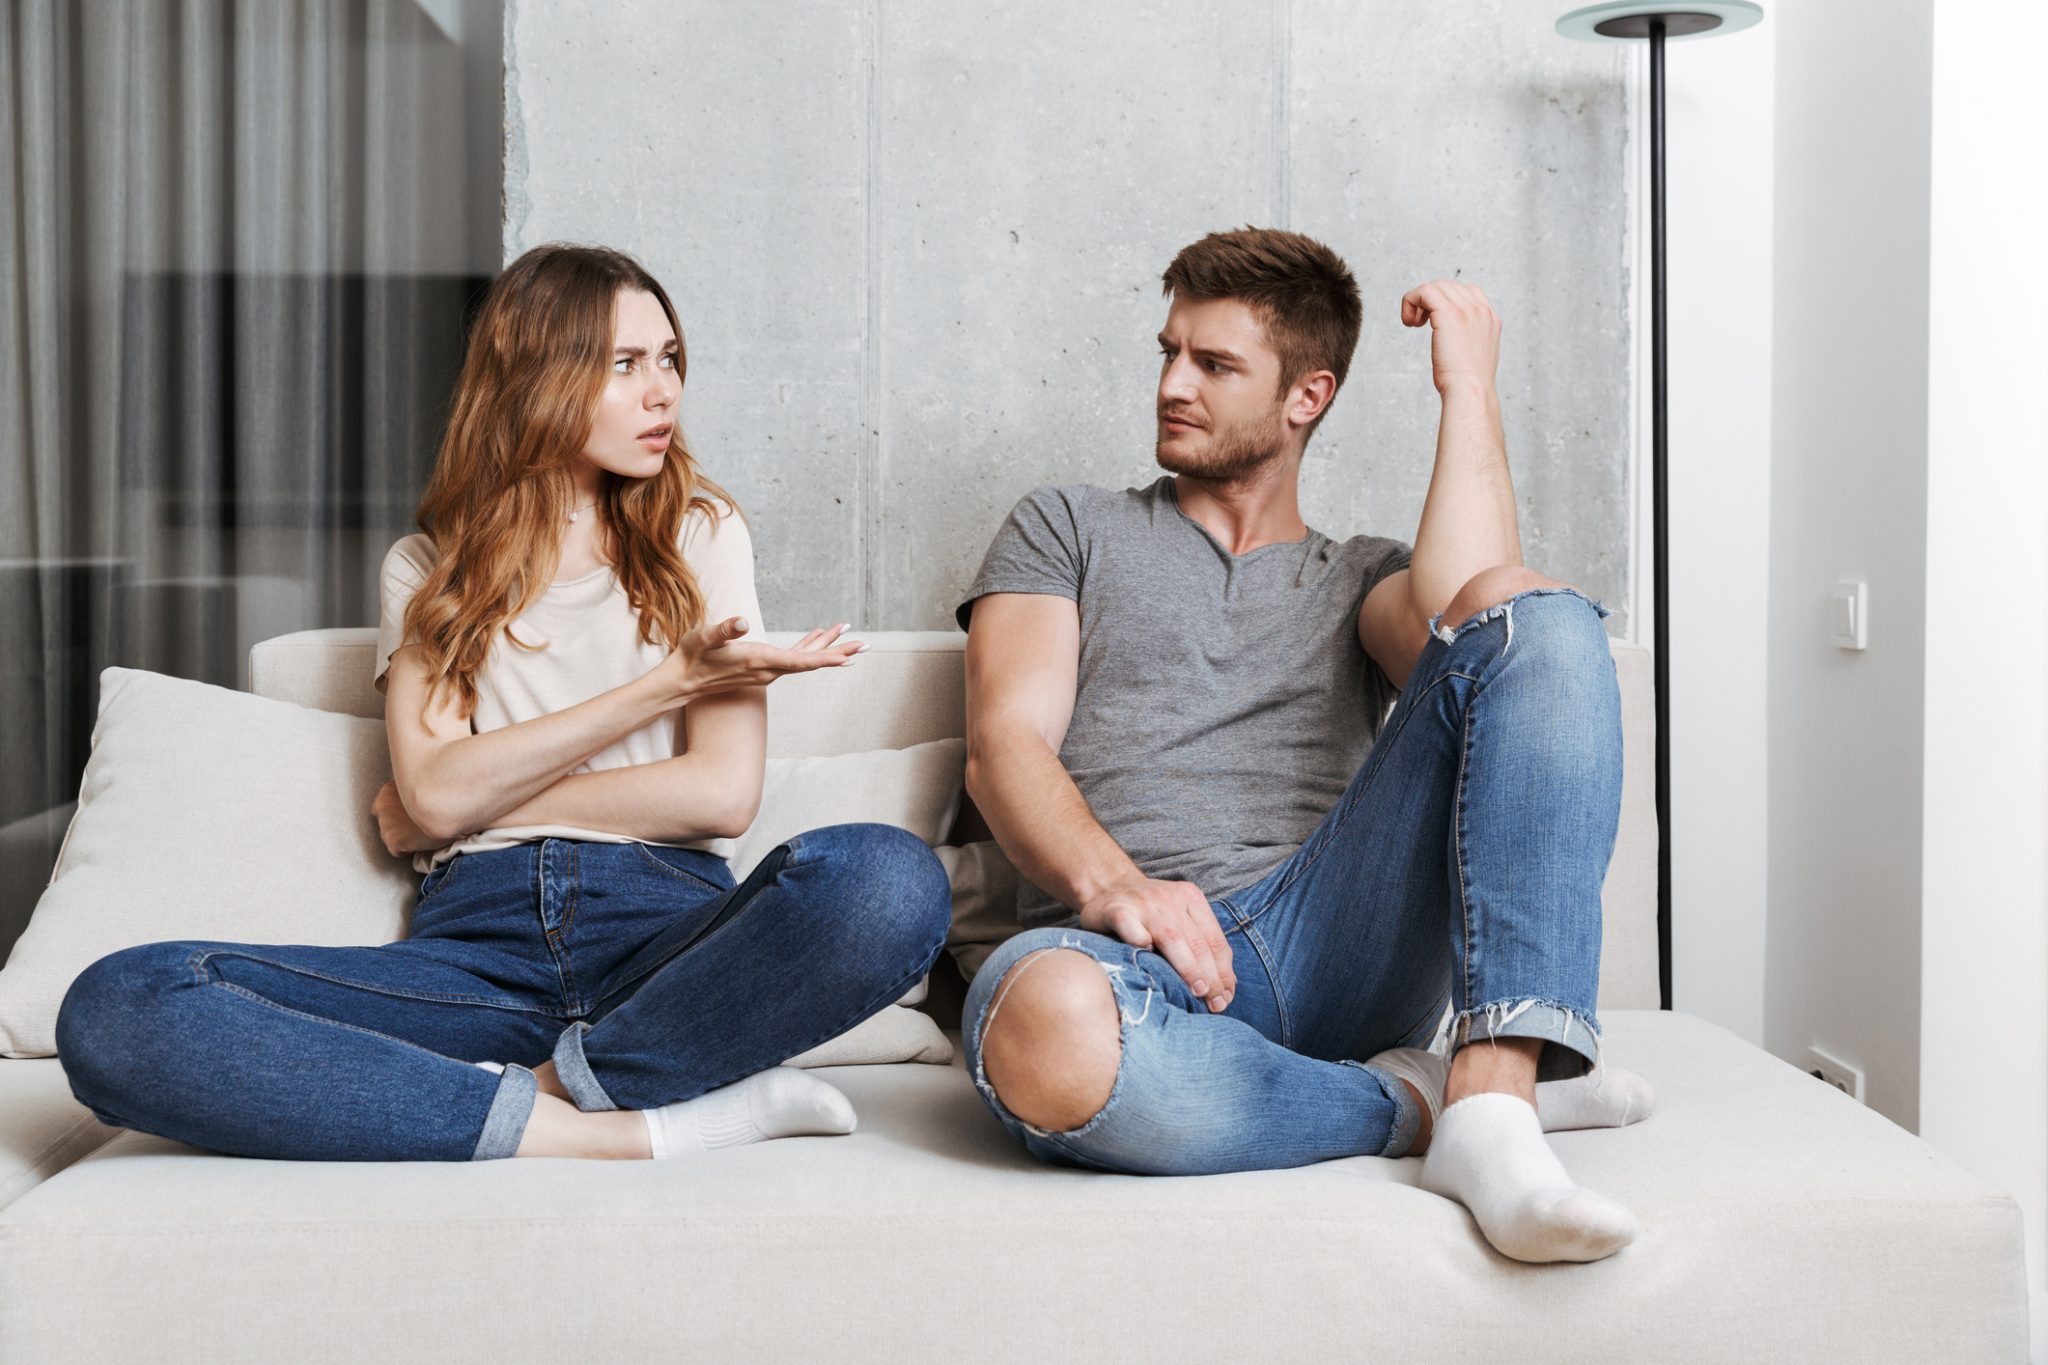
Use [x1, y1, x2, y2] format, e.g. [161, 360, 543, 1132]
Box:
[55, 823, 951, 1161]
[962, 586, 1622, 1175]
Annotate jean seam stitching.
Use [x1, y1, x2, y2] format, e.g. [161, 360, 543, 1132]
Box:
[582, 871, 765, 1010]
[559, 842, 581, 938]
[1455, 693, 1477, 1021]
[1235, 919, 1290, 1048]
[1262, 668, 1474, 912]
[629, 840, 727, 892]
[1390, 988, 1453, 1052]
[206, 978, 519, 1063]
[538, 846, 579, 1015]
[186, 948, 552, 1013]
[558, 843, 583, 1012]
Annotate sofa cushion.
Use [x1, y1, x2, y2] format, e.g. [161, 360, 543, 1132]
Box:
[938, 839, 1023, 982]
[246, 628, 1666, 1014]
[733, 739, 965, 881]
[0, 1011, 2024, 1363]
[0, 1059, 118, 1214]
[249, 627, 974, 758]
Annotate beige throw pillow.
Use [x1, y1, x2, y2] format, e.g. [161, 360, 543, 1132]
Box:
[745, 739, 967, 1068]
[937, 840, 1025, 983]
[0, 669, 416, 1057]
[729, 739, 966, 879]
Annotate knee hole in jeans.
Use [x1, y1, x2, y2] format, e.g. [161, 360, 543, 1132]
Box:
[1440, 567, 1572, 636]
[979, 947, 1122, 1134]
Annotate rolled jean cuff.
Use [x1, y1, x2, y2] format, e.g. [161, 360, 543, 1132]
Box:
[1342, 1058, 1422, 1158]
[1450, 997, 1603, 1082]
[550, 1020, 619, 1112]
[471, 1063, 538, 1161]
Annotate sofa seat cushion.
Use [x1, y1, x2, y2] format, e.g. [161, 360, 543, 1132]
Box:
[0, 1011, 2026, 1363]
[0, 1059, 118, 1213]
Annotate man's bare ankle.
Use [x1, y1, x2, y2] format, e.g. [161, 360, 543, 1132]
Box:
[1445, 1037, 1542, 1108]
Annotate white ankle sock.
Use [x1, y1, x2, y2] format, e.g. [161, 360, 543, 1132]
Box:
[1536, 1066, 1656, 1130]
[1363, 1048, 1655, 1134]
[1419, 1092, 1638, 1263]
[642, 1066, 856, 1159]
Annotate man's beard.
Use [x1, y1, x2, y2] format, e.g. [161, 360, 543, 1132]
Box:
[1155, 405, 1289, 482]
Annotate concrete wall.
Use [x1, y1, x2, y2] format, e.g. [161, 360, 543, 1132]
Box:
[1765, 0, 1933, 1131]
[504, 0, 1634, 632]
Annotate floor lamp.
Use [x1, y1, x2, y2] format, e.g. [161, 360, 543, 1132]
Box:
[1556, 1, 1764, 1011]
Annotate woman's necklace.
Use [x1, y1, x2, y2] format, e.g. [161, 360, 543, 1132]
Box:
[567, 500, 598, 523]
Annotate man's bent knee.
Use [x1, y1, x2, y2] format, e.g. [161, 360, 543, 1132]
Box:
[980, 948, 1122, 1133]
[1442, 565, 1570, 633]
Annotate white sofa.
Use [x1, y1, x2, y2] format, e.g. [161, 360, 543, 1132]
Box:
[0, 628, 2029, 1362]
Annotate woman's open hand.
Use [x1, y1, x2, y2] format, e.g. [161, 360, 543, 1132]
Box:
[660, 617, 865, 705]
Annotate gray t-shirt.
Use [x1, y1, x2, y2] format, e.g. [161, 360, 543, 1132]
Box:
[957, 476, 1413, 929]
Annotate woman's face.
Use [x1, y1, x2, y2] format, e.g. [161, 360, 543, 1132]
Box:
[579, 288, 681, 485]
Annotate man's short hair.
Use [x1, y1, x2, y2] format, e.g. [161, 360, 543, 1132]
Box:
[1161, 227, 1364, 401]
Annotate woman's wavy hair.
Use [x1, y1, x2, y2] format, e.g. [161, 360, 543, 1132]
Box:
[401, 243, 738, 719]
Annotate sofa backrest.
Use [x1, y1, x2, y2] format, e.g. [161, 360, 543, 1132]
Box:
[249, 628, 1662, 1012]
[248, 627, 969, 757]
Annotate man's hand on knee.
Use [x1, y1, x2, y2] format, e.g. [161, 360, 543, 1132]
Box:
[1078, 875, 1235, 1013]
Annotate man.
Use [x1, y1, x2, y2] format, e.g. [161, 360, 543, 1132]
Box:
[955, 227, 1654, 1264]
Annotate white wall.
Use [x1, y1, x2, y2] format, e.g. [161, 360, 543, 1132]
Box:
[1919, 0, 2048, 1341]
[1674, 3, 2043, 1339]
[1763, 0, 1933, 1132]
[1647, 14, 1774, 1047]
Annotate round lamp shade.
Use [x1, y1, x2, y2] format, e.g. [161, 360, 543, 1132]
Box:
[1556, 1, 1763, 42]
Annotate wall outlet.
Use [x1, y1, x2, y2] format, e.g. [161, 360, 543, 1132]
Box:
[1804, 1046, 1866, 1103]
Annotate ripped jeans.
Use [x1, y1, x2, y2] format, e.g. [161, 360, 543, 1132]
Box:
[961, 586, 1623, 1175]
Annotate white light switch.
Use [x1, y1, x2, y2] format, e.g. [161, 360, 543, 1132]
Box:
[1829, 580, 1868, 651]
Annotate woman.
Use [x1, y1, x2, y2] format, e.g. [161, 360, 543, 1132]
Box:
[55, 244, 953, 1162]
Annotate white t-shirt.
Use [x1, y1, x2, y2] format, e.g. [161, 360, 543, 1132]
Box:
[373, 502, 764, 872]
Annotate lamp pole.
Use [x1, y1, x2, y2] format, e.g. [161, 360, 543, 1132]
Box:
[1651, 14, 1672, 1014]
[1556, 2, 1765, 1011]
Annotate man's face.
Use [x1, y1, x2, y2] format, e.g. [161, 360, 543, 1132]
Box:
[1154, 295, 1290, 480]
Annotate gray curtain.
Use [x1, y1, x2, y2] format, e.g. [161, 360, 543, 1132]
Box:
[0, 0, 499, 955]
